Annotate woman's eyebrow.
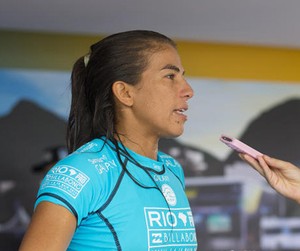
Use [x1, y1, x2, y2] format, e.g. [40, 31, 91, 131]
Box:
[161, 64, 185, 75]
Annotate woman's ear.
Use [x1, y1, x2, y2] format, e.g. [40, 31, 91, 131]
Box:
[112, 81, 134, 107]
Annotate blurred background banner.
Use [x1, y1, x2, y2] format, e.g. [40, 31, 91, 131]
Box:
[1, 68, 300, 250]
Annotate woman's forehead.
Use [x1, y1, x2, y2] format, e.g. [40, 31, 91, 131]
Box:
[146, 46, 183, 71]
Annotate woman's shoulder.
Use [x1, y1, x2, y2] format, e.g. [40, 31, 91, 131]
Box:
[55, 138, 118, 176]
[36, 139, 121, 223]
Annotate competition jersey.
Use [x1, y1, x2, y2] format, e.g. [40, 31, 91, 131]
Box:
[35, 138, 198, 251]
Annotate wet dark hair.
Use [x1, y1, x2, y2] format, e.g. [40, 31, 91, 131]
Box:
[67, 30, 177, 153]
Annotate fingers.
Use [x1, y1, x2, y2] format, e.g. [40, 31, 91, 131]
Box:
[263, 155, 292, 170]
[239, 153, 265, 176]
[257, 155, 274, 180]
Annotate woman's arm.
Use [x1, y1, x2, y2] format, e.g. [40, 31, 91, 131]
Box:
[240, 154, 300, 204]
[19, 201, 77, 251]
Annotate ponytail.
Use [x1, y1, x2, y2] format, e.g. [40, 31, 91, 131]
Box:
[66, 56, 93, 153]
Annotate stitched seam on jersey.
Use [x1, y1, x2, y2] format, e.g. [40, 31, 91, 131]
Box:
[94, 159, 126, 251]
[97, 212, 122, 251]
[37, 192, 78, 219]
[80, 159, 127, 223]
[98, 159, 127, 212]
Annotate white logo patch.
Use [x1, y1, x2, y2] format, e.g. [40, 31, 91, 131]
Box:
[161, 184, 177, 206]
[144, 207, 197, 250]
[41, 165, 90, 199]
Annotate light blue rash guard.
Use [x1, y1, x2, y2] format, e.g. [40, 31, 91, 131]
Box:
[35, 138, 198, 251]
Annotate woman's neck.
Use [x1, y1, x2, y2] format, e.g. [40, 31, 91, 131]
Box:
[115, 133, 158, 160]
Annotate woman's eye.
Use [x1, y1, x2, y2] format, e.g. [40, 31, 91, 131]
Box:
[166, 74, 175, 80]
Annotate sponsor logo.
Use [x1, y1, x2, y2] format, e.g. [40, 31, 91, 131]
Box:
[144, 207, 197, 251]
[153, 175, 170, 182]
[161, 184, 177, 206]
[164, 159, 178, 168]
[41, 165, 90, 198]
[88, 155, 117, 175]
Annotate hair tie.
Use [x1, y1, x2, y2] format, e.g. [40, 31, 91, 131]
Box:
[84, 54, 90, 67]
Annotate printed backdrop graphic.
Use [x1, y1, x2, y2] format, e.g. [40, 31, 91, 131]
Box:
[1, 68, 300, 251]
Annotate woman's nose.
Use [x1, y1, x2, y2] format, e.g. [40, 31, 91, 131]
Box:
[182, 81, 194, 99]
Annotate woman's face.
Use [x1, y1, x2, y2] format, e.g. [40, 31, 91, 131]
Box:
[130, 45, 194, 140]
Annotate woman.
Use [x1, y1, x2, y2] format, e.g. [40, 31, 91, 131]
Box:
[240, 154, 300, 204]
[19, 30, 198, 250]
